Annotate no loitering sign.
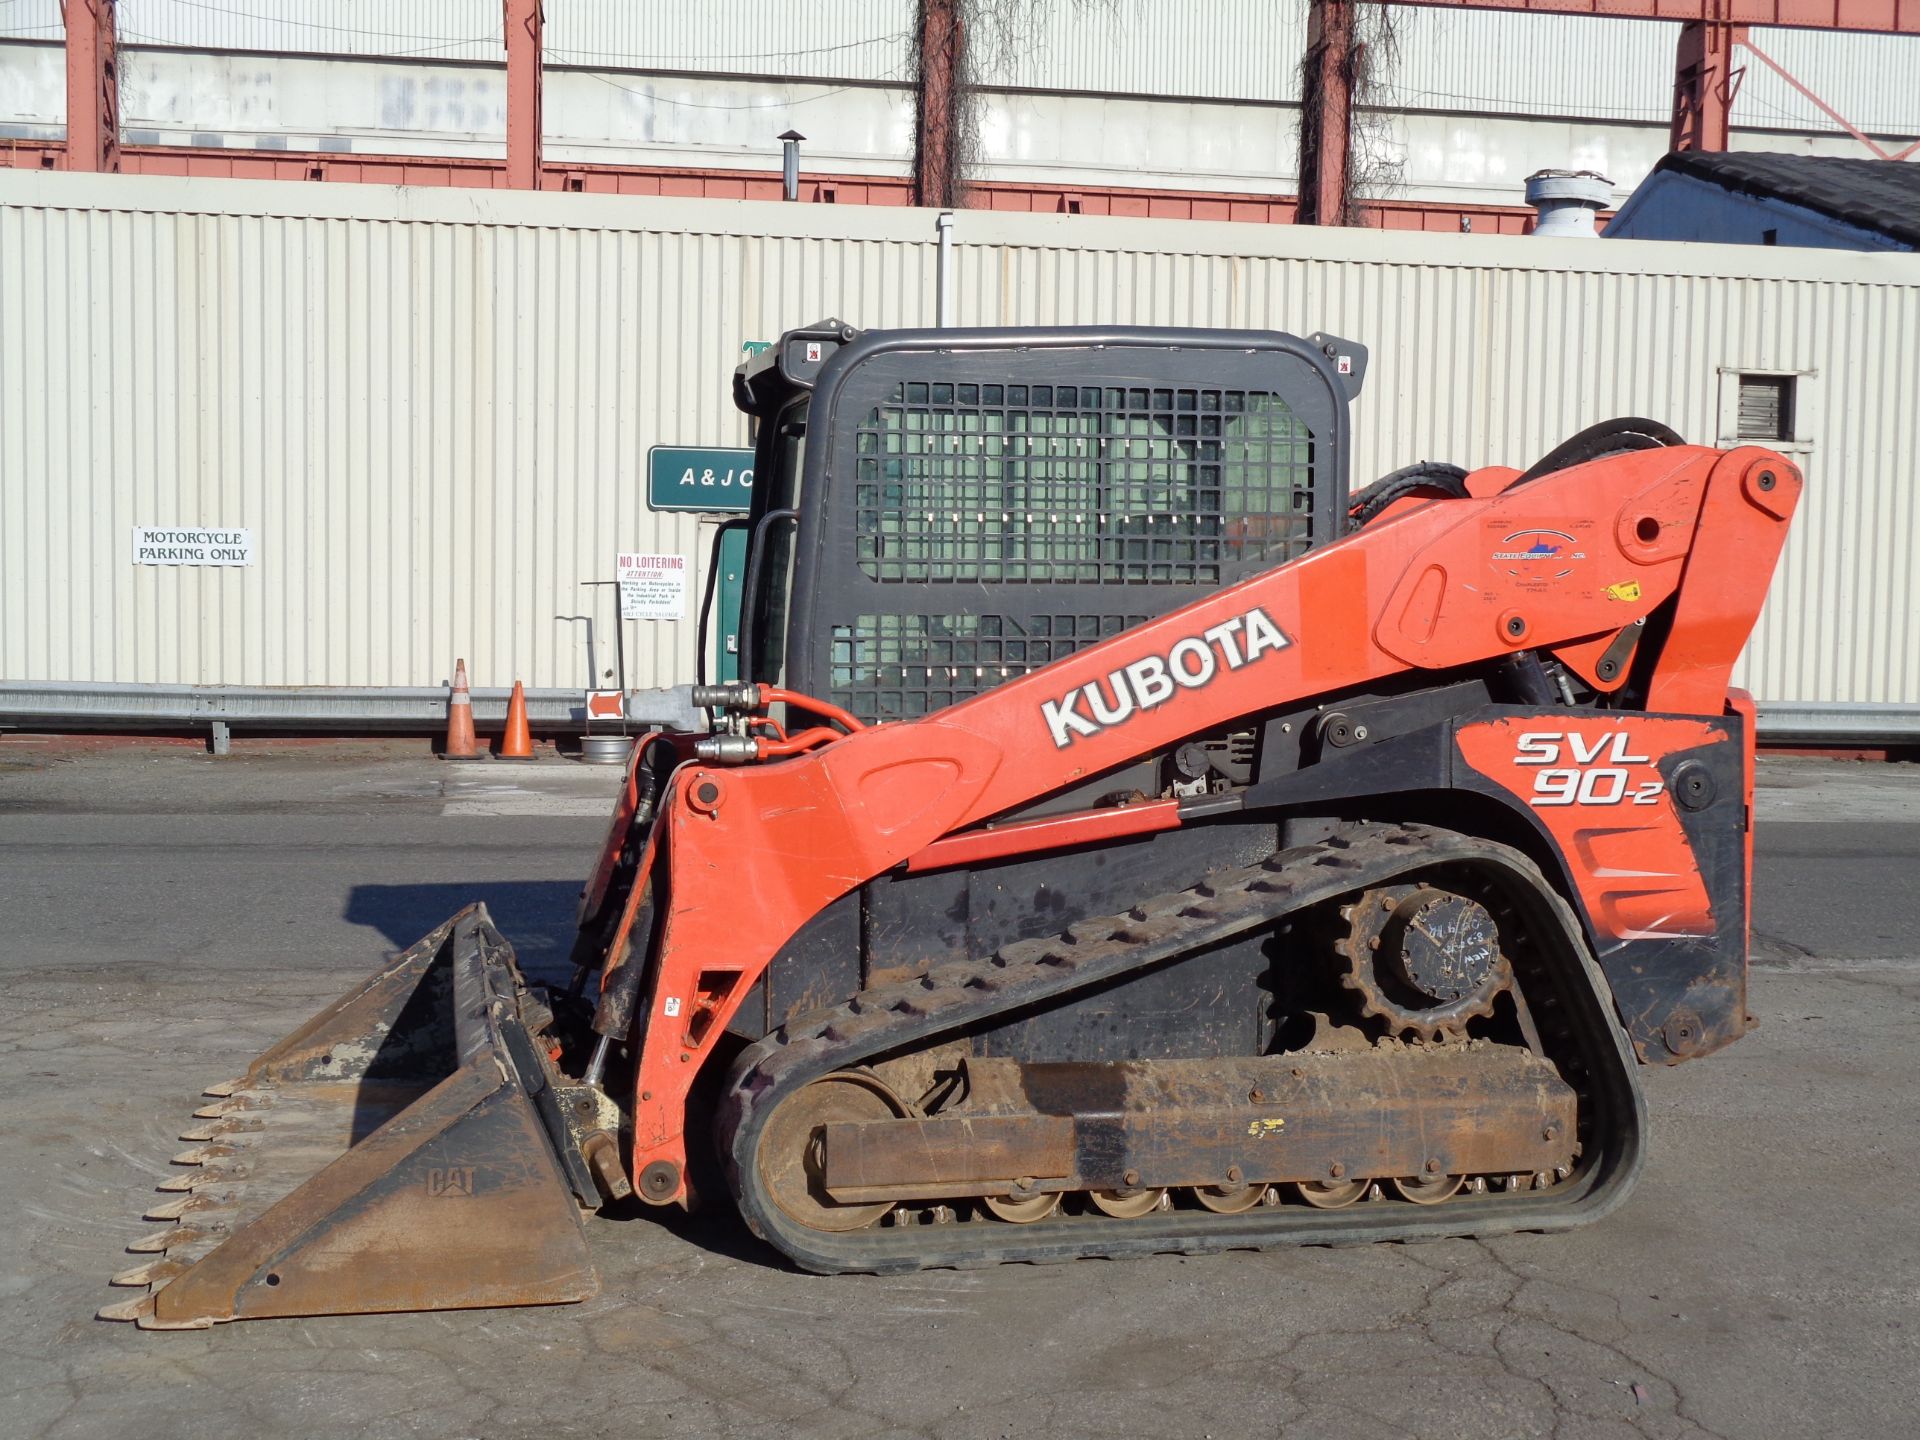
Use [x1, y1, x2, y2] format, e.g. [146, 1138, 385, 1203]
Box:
[132, 526, 256, 567]
[616, 552, 687, 620]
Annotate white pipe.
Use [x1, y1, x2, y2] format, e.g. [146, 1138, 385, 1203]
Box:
[935, 210, 956, 326]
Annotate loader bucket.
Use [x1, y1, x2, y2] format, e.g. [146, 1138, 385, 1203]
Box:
[100, 906, 600, 1329]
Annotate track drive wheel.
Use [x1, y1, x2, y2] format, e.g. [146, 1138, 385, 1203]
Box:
[1334, 883, 1512, 1041]
[756, 1070, 912, 1233]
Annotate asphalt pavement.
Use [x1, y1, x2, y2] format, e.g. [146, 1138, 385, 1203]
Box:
[0, 739, 1914, 1440]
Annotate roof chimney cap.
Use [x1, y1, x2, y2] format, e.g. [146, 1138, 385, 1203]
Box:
[1525, 169, 1615, 237]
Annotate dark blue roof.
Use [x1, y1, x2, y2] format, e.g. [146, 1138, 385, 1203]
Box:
[1656, 151, 1920, 247]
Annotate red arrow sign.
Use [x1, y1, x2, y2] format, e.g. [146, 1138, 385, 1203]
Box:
[585, 690, 624, 721]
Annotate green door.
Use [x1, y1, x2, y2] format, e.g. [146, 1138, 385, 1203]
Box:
[714, 526, 748, 682]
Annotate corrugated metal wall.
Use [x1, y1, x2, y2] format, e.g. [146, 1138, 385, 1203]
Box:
[0, 0, 62, 44]
[116, 1, 503, 63]
[2, 170, 1917, 707]
[544, 1, 911, 80]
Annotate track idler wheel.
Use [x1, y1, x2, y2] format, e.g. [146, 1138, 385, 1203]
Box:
[757, 1071, 913, 1233]
[1334, 883, 1513, 1041]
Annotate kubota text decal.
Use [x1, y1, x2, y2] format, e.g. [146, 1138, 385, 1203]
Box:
[1042, 606, 1292, 748]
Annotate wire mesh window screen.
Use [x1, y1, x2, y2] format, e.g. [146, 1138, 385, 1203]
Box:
[851, 382, 1317, 585]
[830, 612, 1152, 721]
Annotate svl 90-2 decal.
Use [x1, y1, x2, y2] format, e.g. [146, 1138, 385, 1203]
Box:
[1455, 715, 1722, 942]
[1514, 730, 1664, 807]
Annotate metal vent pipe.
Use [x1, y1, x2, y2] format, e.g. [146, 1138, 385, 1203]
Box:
[779, 131, 804, 202]
[1524, 170, 1613, 237]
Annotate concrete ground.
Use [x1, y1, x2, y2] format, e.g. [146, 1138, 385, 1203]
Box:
[0, 738, 1913, 1440]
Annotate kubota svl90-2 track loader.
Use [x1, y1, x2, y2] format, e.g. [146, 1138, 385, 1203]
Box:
[105, 322, 1801, 1326]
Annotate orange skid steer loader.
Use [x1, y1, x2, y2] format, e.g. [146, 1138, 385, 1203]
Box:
[104, 323, 1800, 1326]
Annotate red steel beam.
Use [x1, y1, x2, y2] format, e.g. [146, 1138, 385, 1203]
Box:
[504, 0, 543, 190]
[1670, 20, 1747, 150]
[1299, 0, 1358, 226]
[914, 0, 964, 207]
[63, 0, 120, 172]
[1381, 0, 1918, 34]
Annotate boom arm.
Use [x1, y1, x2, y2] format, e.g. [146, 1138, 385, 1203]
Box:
[622, 442, 1801, 1204]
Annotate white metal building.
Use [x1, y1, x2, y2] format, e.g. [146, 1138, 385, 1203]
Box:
[2, 169, 1916, 738]
[3, 2, 1919, 210]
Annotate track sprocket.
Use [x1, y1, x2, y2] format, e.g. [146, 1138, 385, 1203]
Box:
[1333, 882, 1513, 1042]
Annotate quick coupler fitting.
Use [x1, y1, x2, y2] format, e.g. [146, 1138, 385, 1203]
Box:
[690, 681, 763, 712]
[692, 734, 761, 765]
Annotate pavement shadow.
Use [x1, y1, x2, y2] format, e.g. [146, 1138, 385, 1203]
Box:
[344, 881, 580, 983]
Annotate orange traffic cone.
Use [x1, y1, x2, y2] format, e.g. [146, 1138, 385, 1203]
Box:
[441, 658, 484, 761]
[497, 680, 535, 761]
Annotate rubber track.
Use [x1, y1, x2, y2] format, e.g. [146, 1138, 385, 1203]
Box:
[718, 822, 1647, 1275]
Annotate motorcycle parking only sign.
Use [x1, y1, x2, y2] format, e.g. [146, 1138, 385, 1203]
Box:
[132, 527, 255, 566]
[617, 552, 688, 621]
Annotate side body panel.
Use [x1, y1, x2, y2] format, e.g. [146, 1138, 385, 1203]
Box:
[1455, 712, 1751, 1062]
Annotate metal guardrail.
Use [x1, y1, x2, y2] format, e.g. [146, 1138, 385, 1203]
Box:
[1753, 702, 1920, 745]
[0, 683, 1913, 748]
[0, 681, 702, 745]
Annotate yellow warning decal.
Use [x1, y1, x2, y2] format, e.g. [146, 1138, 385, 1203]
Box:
[1605, 580, 1643, 602]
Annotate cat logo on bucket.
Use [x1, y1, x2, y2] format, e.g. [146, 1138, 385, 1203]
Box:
[1041, 606, 1292, 749]
[426, 1166, 477, 1198]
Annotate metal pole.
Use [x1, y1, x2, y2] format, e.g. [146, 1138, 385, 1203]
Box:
[505, 0, 545, 189]
[1298, 0, 1355, 226]
[935, 210, 956, 327]
[63, 0, 120, 173]
[914, 0, 963, 207]
[614, 600, 628, 737]
[581, 580, 629, 736]
[780, 130, 804, 201]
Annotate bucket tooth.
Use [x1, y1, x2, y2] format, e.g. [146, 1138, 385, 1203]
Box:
[154, 1162, 248, 1193]
[192, 1097, 257, 1119]
[171, 1144, 240, 1166]
[101, 906, 599, 1328]
[127, 1226, 217, 1254]
[97, 1294, 157, 1324]
[142, 1195, 203, 1222]
[202, 1080, 243, 1098]
[180, 1118, 260, 1142]
[112, 1258, 188, 1288]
